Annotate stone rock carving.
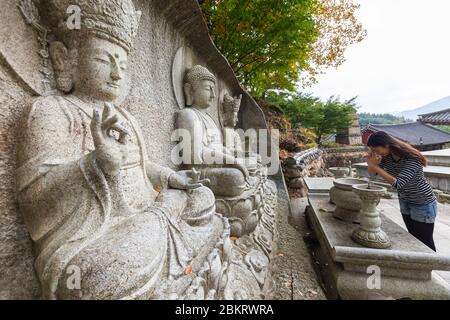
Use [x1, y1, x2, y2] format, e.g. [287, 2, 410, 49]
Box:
[15, 0, 278, 300]
[222, 93, 244, 155]
[18, 0, 53, 93]
[176, 65, 277, 237]
[16, 0, 230, 300]
[351, 184, 391, 249]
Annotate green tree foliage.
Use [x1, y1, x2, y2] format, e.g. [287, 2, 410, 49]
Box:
[199, 0, 366, 97]
[266, 92, 357, 143]
[358, 113, 407, 129]
[434, 125, 450, 133]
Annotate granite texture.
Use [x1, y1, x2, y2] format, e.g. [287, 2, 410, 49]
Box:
[0, 0, 288, 299]
[306, 194, 450, 299]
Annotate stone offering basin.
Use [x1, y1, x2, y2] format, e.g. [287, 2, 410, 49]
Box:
[329, 167, 350, 178]
[330, 178, 368, 223]
[351, 184, 391, 249]
[352, 184, 386, 197]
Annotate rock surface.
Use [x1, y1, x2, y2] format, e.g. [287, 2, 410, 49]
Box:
[0, 0, 315, 299]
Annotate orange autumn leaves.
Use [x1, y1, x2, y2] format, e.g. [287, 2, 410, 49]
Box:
[199, 0, 366, 96]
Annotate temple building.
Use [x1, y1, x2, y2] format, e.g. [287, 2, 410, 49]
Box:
[418, 108, 450, 125]
[362, 122, 450, 151]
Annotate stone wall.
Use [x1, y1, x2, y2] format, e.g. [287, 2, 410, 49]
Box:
[282, 146, 368, 197]
[322, 146, 367, 168]
[283, 149, 331, 197]
[0, 0, 285, 299]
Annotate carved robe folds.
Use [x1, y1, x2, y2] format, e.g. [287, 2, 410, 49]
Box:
[176, 107, 277, 237]
[17, 96, 225, 299]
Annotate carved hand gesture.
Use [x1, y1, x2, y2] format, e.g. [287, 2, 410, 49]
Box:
[91, 103, 130, 177]
[168, 169, 210, 190]
[222, 153, 250, 180]
[233, 161, 250, 180]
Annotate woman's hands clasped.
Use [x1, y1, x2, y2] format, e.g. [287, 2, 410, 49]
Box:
[366, 150, 381, 170]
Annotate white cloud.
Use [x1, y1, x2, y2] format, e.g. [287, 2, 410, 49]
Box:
[304, 0, 450, 113]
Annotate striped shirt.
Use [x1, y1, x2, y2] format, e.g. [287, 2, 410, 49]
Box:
[379, 155, 435, 205]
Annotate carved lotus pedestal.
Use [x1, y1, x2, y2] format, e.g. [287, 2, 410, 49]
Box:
[351, 184, 391, 249]
[215, 175, 277, 237]
[329, 178, 367, 223]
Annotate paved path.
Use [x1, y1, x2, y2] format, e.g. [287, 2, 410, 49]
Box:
[379, 197, 450, 283]
[269, 196, 326, 300]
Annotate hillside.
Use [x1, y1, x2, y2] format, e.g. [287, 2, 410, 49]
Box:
[395, 96, 450, 120]
[358, 113, 407, 128]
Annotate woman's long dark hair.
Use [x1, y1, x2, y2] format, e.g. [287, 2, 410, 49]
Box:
[367, 131, 427, 166]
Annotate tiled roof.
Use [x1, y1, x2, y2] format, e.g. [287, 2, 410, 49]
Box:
[418, 108, 450, 125]
[365, 122, 450, 146]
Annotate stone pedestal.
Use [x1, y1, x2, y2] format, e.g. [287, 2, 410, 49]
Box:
[306, 194, 450, 300]
[329, 178, 367, 223]
[351, 184, 391, 249]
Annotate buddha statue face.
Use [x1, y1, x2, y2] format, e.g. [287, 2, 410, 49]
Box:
[185, 79, 216, 109]
[183, 65, 217, 109]
[50, 36, 128, 102]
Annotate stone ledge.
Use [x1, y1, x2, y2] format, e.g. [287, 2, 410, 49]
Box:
[306, 193, 450, 299]
[422, 149, 450, 167]
[322, 146, 367, 154]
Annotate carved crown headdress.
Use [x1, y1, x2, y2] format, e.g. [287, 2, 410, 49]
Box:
[184, 65, 217, 86]
[40, 0, 141, 52]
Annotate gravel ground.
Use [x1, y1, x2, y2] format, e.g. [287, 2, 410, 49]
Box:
[268, 194, 326, 300]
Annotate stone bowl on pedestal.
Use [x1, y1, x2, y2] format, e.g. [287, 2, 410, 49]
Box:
[351, 184, 391, 249]
[329, 178, 368, 223]
[329, 167, 350, 178]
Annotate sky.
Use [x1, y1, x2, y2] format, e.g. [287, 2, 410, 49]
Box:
[305, 0, 450, 114]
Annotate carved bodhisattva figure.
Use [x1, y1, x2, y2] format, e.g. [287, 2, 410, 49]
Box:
[17, 0, 231, 299]
[176, 66, 277, 237]
[222, 93, 244, 156]
[222, 93, 260, 169]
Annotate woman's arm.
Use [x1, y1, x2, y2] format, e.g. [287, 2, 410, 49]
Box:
[368, 156, 422, 190]
[390, 158, 422, 190]
[370, 165, 396, 184]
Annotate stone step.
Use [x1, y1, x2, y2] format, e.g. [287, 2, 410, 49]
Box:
[423, 148, 450, 167]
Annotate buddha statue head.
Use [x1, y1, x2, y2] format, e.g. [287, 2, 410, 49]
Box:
[183, 65, 217, 109]
[222, 93, 242, 128]
[40, 0, 141, 102]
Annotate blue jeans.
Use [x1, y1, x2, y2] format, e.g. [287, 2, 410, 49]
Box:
[399, 199, 437, 223]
